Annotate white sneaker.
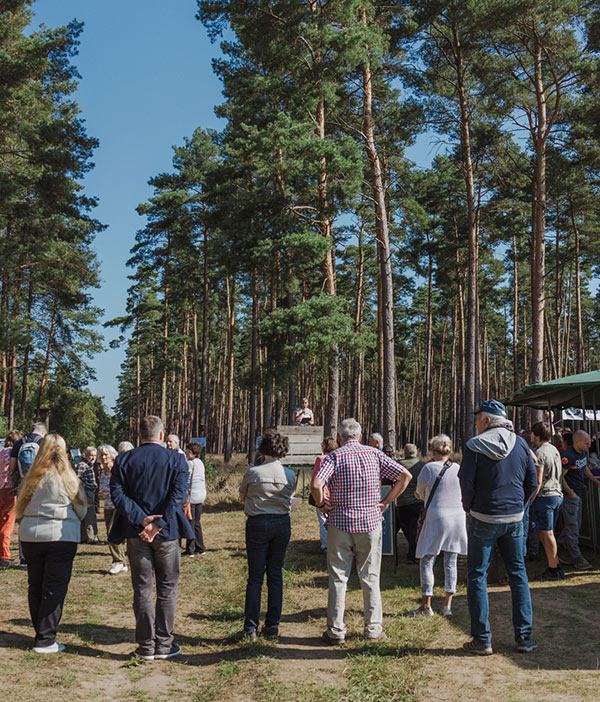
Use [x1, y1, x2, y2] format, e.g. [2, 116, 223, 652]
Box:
[407, 607, 434, 617]
[108, 562, 127, 575]
[33, 642, 65, 654]
[442, 606, 453, 617]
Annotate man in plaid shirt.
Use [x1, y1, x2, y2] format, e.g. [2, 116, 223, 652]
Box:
[312, 418, 410, 643]
[77, 447, 100, 544]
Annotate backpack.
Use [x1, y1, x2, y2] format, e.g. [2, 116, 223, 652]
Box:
[17, 438, 41, 479]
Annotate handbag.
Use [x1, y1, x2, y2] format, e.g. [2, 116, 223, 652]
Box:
[416, 458, 453, 542]
[182, 462, 194, 521]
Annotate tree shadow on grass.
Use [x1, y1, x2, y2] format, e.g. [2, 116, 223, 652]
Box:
[439, 579, 600, 670]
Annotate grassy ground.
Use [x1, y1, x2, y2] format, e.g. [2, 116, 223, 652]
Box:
[1, 455, 599, 702]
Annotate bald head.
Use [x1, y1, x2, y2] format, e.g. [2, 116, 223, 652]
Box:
[573, 430, 591, 453]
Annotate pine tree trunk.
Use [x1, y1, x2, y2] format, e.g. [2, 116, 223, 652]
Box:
[529, 40, 547, 420]
[248, 269, 258, 464]
[36, 299, 58, 416]
[421, 253, 433, 453]
[223, 277, 236, 463]
[453, 23, 479, 443]
[569, 199, 584, 374]
[361, 22, 396, 446]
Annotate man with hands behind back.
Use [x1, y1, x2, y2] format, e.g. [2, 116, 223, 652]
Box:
[109, 415, 193, 661]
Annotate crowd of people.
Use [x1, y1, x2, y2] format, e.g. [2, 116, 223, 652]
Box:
[0, 399, 597, 659]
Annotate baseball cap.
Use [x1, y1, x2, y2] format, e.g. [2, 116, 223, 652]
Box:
[473, 400, 507, 418]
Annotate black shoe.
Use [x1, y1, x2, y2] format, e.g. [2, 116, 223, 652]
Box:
[154, 644, 181, 659]
[132, 647, 154, 661]
[516, 637, 538, 653]
[536, 567, 563, 581]
[322, 630, 345, 645]
[0, 558, 17, 568]
[18, 560, 27, 569]
[261, 625, 279, 641]
[406, 557, 417, 565]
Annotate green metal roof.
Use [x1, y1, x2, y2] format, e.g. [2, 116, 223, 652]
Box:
[505, 370, 600, 410]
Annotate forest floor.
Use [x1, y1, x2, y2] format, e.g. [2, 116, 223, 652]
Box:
[1, 455, 599, 702]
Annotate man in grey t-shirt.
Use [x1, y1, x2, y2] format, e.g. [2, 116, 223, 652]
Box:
[530, 422, 563, 580]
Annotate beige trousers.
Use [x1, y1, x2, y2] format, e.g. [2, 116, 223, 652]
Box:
[104, 508, 127, 564]
[326, 524, 383, 639]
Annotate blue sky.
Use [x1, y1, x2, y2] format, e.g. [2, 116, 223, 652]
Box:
[31, 1, 439, 413]
[31, 0, 225, 409]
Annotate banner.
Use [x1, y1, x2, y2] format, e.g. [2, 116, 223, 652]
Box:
[561, 408, 600, 422]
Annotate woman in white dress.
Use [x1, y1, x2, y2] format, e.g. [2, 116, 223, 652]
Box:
[408, 434, 467, 617]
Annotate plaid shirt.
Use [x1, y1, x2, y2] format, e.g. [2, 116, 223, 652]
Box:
[77, 460, 97, 492]
[314, 439, 405, 533]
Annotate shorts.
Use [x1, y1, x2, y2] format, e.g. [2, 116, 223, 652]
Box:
[531, 495, 563, 532]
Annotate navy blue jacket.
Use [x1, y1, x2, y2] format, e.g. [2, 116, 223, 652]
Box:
[109, 442, 194, 541]
[458, 435, 537, 517]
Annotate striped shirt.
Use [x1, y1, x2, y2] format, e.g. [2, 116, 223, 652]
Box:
[314, 439, 404, 533]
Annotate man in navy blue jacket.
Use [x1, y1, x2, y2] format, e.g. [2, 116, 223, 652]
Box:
[110, 415, 193, 660]
[458, 400, 538, 656]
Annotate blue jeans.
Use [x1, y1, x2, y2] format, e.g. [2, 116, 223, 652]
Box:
[244, 514, 291, 633]
[466, 516, 532, 646]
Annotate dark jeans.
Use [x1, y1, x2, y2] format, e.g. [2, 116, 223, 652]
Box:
[396, 501, 422, 561]
[185, 503, 206, 555]
[466, 516, 532, 647]
[127, 538, 180, 656]
[21, 540, 77, 647]
[244, 513, 291, 634]
[80, 487, 98, 543]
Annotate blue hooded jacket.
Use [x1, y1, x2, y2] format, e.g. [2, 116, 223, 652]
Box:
[458, 427, 537, 517]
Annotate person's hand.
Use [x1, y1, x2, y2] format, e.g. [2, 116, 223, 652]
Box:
[379, 502, 389, 513]
[141, 514, 162, 528]
[139, 522, 162, 542]
[319, 504, 333, 514]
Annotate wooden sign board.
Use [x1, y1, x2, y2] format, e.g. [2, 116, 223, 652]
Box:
[277, 425, 322, 467]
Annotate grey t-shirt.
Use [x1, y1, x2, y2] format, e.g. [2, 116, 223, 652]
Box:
[536, 442, 563, 498]
[240, 459, 296, 516]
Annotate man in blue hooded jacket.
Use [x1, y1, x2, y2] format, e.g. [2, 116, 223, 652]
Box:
[458, 400, 538, 655]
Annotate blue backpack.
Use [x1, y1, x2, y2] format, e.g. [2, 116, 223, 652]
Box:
[17, 438, 41, 478]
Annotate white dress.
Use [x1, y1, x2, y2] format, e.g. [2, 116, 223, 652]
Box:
[415, 460, 468, 559]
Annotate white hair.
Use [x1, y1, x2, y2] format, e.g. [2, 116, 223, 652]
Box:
[84, 446, 97, 456]
[118, 441, 134, 453]
[429, 434, 452, 455]
[480, 412, 513, 430]
[370, 432, 384, 446]
[97, 444, 118, 459]
[167, 434, 180, 447]
[338, 418, 361, 441]
[404, 444, 418, 457]
[32, 422, 47, 436]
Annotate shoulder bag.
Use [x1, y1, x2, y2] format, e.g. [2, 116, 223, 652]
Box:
[416, 458, 453, 542]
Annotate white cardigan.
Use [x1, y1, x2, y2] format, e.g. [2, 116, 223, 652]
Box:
[20, 472, 87, 543]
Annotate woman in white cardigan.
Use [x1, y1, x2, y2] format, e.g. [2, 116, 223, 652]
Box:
[408, 434, 467, 617]
[15, 434, 87, 654]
